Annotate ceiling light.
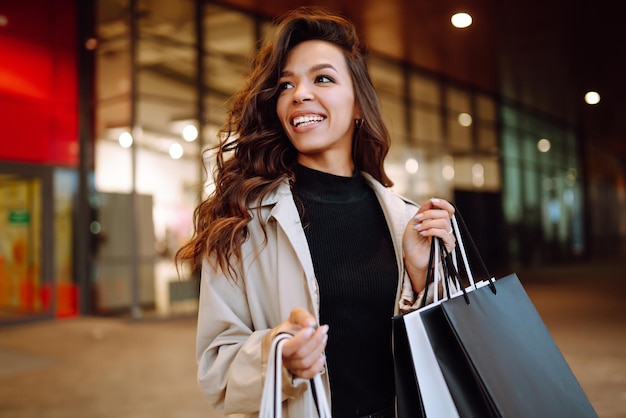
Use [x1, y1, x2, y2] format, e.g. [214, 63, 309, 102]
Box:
[119, 132, 133, 148]
[537, 138, 551, 153]
[472, 163, 484, 187]
[182, 124, 198, 141]
[458, 112, 472, 127]
[405, 158, 419, 174]
[451, 13, 472, 29]
[169, 143, 183, 159]
[442, 165, 455, 180]
[472, 163, 484, 177]
[584, 91, 600, 105]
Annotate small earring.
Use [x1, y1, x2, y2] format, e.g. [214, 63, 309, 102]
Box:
[355, 119, 364, 128]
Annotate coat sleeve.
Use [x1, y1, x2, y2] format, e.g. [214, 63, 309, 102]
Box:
[399, 276, 437, 312]
[196, 258, 259, 414]
[398, 199, 423, 312]
[196, 259, 305, 415]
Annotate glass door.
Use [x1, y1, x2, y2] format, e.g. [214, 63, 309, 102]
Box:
[0, 169, 53, 322]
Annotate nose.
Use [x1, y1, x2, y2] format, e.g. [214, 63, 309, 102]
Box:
[292, 83, 314, 104]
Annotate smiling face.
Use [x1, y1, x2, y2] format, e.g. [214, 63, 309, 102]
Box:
[276, 40, 361, 175]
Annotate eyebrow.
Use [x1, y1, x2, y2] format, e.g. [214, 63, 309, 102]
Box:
[280, 63, 338, 77]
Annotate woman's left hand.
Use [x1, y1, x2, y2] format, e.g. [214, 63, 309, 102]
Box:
[402, 197, 456, 293]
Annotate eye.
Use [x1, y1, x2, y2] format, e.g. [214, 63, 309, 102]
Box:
[315, 75, 333, 84]
[278, 81, 294, 91]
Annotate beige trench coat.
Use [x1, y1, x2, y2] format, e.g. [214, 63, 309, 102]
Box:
[196, 173, 422, 417]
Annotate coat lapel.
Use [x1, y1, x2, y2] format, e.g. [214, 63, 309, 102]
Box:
[261, 182, 316, 282]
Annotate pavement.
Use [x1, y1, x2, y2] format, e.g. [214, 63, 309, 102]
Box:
[0, 256, 625, 418]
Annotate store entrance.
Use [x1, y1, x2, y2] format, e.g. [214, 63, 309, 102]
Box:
[0, 172, 50, 321]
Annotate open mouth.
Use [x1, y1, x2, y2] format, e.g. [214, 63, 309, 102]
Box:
[292, 114, 325, 128]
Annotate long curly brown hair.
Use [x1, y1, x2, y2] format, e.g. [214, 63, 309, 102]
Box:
[175, 6, 393, 279]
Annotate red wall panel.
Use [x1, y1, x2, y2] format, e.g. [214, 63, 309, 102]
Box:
[0, 0, 78, 166]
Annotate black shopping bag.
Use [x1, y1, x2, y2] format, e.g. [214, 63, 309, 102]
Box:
[394, 205, 597, 417]
[423, 272, 597, 417]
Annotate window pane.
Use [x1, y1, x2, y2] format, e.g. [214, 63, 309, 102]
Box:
[368, 55, 404, 95]
[447, 114, 472, 152]
[410, 73, 440, 106]
[476, 94, 496, 122]
[380, 94, 407, 144]
[411, 106, 442, 145]
[369, 56, 407, 144]
[445, 86, 470, 114]
[451, 155, 500, 191]
[477, 123, 497, 151]
[503, 161, 522, 223]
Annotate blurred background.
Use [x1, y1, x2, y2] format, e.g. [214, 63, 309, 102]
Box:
[0, 0, 624, 416]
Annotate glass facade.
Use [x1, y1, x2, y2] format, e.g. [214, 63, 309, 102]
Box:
[88, 1, 585, 317]
[500, 105, 584, 268]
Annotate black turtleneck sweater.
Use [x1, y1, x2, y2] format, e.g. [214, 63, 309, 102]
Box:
[292, 164, 398, 417]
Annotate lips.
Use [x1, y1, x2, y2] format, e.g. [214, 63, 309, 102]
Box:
[291, 114, 325, 127]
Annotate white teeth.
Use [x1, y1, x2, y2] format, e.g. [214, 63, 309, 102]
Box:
[292, 115, 324, 127]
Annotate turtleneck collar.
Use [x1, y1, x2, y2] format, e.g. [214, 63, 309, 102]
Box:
[293, 163, 370, 203]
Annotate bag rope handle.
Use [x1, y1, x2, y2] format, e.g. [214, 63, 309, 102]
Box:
[260, 333, 331, 418]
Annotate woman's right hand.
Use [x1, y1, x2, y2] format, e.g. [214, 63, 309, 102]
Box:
[279, 307, 329, 379]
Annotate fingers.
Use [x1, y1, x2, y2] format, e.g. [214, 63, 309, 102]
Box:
[411, 198, 456, 251]
[411, 198, 453, 234]
[418, 197, 455, 218]
[278, 307, 328, 379]
[411, 216, 451, 235]
[288, 307, 317, 329]
[282, 324, 329, 379]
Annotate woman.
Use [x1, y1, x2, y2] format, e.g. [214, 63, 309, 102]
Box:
[176, 6, 456, 418]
